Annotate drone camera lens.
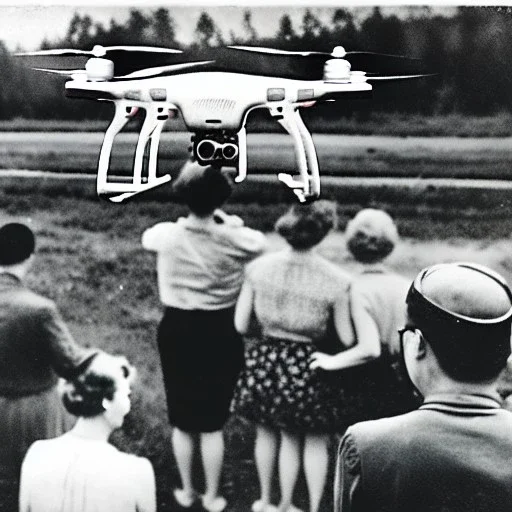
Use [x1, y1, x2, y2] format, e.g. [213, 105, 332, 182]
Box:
[222, 143, 238, 160]
[197, 140, 216, 160]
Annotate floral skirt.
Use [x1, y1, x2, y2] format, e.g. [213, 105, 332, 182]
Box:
[231, 338, 347, 434]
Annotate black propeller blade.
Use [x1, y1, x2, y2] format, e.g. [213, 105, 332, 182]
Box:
[227, 45, 430, 78]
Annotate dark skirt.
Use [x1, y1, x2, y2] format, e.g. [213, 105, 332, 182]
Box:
[231, 338, 349, 434]
[339, 355, 421, 426]
[157, 306, 244, 433]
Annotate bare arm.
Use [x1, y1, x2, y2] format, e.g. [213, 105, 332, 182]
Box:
[234, 280, 256, 335]
[310, 287, 381, 371]
[136, 459, 156, 512]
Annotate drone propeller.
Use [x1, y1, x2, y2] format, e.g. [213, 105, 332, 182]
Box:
[228, 45, 337, 57]
[228, 45, 428, 76]
[29, 60, 216, 81]
[16, 45, 189, 77]
[117, 60, 216, 80]
[365, 73, 436, 81]
[16, 45, 182, 58]
[32, 68, 86, 77]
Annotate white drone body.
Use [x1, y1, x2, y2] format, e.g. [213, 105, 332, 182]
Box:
[20, 45, 430, 203]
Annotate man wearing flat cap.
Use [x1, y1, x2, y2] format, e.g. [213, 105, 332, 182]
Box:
[335, 262, 512, 512]
[0, 223, 96, 502]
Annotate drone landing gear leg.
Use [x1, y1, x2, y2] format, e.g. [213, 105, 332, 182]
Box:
[270, 105, 320, 203]
[97, 101, 171, 203]
[234, 125, 247, 183]
[109, 104, 171, 203]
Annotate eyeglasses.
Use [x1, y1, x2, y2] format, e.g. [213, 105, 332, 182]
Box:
[398, 326, 418, 344]
[397, 325, 424, 399]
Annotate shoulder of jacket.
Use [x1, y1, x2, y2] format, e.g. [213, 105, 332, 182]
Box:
[13, 288, 55, 312]
[349, 412, 420, 449]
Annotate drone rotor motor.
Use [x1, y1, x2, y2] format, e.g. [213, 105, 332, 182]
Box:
[85, 57, 115, 82]
[323, 57, 351, 83]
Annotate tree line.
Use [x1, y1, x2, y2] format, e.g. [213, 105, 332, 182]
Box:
[1, 6, 512, 121]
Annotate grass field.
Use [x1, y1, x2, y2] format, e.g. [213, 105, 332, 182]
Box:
[3, 112, 512, 137]
[1, 127, 512, 510]
[2, 185, 512, 511]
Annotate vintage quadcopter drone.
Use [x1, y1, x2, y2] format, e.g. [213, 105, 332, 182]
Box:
[17, 44, 431, 203]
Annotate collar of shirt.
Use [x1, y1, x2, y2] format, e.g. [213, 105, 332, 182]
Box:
[0, 272, 23, 290]
[359, 263, 388, 275]
[420, 392, 503, 415]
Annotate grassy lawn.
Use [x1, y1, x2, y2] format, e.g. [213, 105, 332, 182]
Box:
[2, 189, 512, 511]
[2, 112, 512, 137]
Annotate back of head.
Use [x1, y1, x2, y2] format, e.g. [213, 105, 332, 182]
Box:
[172, 160, 233, 216]
[62, 352, 134, 418]
[275, 200, 338, 250]
[0, 222, 35, 266]
[345, 208, 398, 263]
[406, 262, 512, 382]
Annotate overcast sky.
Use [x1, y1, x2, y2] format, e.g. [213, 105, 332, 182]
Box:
[0, 2, 464, 52]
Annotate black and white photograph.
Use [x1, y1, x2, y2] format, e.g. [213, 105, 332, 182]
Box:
[0, 1, 512, 511]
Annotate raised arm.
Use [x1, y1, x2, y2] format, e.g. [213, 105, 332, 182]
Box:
[310, 287, 381, 371]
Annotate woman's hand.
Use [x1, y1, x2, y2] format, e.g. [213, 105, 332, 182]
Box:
[309, 351, 339, 371]
[213, 209, 244, 227]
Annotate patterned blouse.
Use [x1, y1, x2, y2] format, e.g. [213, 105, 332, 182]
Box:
[246, 248, 352, 342]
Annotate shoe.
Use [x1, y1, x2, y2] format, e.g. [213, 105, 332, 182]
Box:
[274, 505, 303, 512]
[174, 489, 198, 509]
[252, 500, 278, 512]
[201, 495, 227, 512]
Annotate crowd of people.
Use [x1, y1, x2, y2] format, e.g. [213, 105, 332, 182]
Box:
[0, 160, 512, 512]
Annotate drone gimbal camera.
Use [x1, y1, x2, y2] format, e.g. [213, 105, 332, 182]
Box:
[17, 44, 431, 203]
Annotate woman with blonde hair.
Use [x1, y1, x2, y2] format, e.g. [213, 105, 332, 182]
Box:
[232, 201, 380, 512]
[19, 352, 156, 512]
[329, 208, 420, 423]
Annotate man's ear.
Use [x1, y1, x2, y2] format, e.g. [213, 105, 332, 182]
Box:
[416, 330, 427, 360]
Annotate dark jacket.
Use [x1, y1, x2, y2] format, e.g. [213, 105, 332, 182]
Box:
[335, 393, 512, 512]
[0, 273, 91, 396]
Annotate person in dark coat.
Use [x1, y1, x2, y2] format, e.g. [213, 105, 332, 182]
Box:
[0, 222, 96, 506]
[335, 262, 512, 512]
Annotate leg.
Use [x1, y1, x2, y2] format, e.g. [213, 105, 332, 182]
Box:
[200, 430, 226, 512]
[277, 430, 301, 512]
[253, 425, 278, 512]
[172, 427, 197, 506]
[303, 434, 329, 512]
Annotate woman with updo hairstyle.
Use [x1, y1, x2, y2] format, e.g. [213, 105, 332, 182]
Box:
[19, 352, 156, 512]
[142, 160, 267, 512]
[339, 208, 420, 423]
[231, 201, 381, 512]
